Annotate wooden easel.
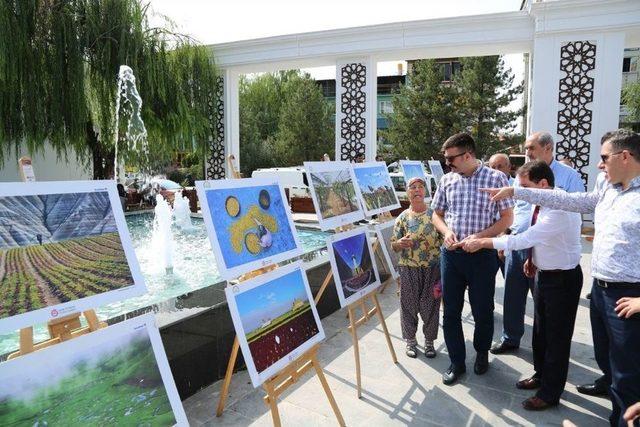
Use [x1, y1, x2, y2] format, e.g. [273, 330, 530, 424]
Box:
[313, 212, 398, 398]
[9, 157, 107, 360]
[215, 156, 345, 425]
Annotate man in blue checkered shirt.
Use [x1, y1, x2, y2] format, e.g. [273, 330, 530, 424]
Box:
[431, 133, 514, 386]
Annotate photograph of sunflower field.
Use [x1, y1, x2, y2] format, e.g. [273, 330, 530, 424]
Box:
[0, 315, 186, 426]
[0, 190, 135, 322]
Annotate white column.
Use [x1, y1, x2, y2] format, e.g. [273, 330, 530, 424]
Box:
[335, 57, 375, 162]
[225, 69, 240, 177]
[528, 32, 625, 190]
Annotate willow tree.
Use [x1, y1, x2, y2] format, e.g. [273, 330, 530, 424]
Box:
[0, 0, 218, 178]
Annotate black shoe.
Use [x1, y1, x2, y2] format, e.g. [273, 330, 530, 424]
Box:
[442, 365, 466, 385]
[490, 340, 519, 355]
[474, 352, 489, 375]
[576, 382, 607, 396]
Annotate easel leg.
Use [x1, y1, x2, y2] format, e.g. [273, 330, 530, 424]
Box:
[216, 337, 240, 417]
[314, 270, 333, 305]
[348, 306, 362, 398]
[372, 294, 398, 364]
[263, 382, 281, 427]
[312, 354, 346, 426]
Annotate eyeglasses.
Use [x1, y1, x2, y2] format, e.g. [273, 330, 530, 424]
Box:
[600, 151, 625, 163]
[444, 151, 467, 163]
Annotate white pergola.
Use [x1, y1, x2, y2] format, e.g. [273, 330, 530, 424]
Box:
[205, 0, 640, 190]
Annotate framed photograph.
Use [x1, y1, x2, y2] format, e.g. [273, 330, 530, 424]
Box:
[372, 222, 400, 279]
[326, 227, 381, 307]
[0, 180, 145, 334]
[351, 162, 400, 217]
[304, 161, 364, 231]
[400, 160, 427, 185]
[225, 262, 325, 387]
[427, 160, 445, 185]
[0, 313, 188, 426]
[196, 178, 302, 280]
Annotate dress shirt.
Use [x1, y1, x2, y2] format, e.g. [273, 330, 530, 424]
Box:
[431, 165, 513, 240]
[510, 160, 585, 234]
[514, 175, 640, 283]
[493, 199, 582, 271]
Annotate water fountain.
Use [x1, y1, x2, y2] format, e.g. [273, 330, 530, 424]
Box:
[153, 194, 175, 273]
[173, 191, 196, 232]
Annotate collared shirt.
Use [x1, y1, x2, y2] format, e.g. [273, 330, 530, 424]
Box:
[431, 165, 513, 240]
[493, 196, 582, 270]
[510, 160, 585, 234]
[514, 175, 640, 283]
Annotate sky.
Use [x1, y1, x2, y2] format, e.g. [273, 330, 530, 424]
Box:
[332, 232, 366, 267]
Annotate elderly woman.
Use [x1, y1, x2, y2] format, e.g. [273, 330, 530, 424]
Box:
[391, 176, 443, 358]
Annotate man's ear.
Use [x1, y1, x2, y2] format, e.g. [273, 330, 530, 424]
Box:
[540, 178, 550, 188]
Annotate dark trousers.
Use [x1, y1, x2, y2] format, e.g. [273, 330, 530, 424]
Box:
[441, 247, 499, 369]
[502, 249, 535, 346]
[590, 280, 640, 426]
[531, 266, 583, 404]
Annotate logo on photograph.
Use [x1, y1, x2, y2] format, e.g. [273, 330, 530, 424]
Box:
[232, 285, 239, 294]
[50, 308, 59, 317]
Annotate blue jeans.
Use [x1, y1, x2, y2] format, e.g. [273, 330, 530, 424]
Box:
[501, 249, 535, 346]
[590, 280, 640, 426]
[441, 247, 499, 369]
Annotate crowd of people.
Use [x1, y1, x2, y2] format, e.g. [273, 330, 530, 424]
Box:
[390, 129, 640, 426]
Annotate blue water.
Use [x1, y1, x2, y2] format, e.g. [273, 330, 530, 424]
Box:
[0, 214, 328, 356]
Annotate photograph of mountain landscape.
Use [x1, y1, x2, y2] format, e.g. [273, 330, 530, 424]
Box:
[0, 181, 143, 332]
[304, 161, 364, 230]
[225, 262, 325, 387]
[327, 227, 381, 307]
[352, 162, 400, 216]
[0, 314, 187, 426]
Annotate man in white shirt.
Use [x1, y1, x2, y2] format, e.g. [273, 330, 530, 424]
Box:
[462, 161, 583, 411]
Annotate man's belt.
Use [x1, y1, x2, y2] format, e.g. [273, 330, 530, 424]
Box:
[595, 278, 639, 289]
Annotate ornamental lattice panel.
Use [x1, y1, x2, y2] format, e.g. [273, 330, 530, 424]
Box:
[337, 62, 367, 161]
[206, 76, 226, 180]
[556, 41, 596, 186]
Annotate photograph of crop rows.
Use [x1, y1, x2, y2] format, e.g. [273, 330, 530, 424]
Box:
[0, 191, 134, 319]
[309, 170, 360, 220]
[0, 326, 176, 426]
[235, 268, 321, 374]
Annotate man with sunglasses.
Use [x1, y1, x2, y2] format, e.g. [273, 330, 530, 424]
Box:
[431, 132, 514, 385]
[481, 129, 640, 426]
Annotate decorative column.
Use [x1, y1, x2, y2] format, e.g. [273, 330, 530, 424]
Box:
[335, 58, 377, 162]
[528, 33, 625, 190]
[206, 75, 226, 180]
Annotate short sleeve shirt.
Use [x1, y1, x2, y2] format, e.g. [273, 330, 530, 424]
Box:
[431, 165, 514, 240]
[392, 208, 442, 268]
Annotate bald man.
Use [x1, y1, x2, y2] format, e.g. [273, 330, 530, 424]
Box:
[489, 153, 513, 182]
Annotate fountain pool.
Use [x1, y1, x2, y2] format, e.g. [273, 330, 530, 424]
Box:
[0, 213, 330, 357]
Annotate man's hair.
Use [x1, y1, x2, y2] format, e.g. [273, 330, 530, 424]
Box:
[517, 160, 555, 187]
[602, 129, 640, 159]
[442, 132, 476, 155]
[533, 132, 554, 148]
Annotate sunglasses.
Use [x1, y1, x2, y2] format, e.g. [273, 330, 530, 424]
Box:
[600, 151, 625, 163]
[444, 151, 467, 163]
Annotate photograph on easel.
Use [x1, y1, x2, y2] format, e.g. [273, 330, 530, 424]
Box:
[327, 227, 381, 307]
[0, 181, 145, 333]
[196, 178, 302, 280]
[372, 222, 400, 280]
[225, 262, 325, 387]
[351, 162, 400, 217]
[0, 314, 187, 426]
[304, 161, 364, 231]
[400, 160, 427, 186]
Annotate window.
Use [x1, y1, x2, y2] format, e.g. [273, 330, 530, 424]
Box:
[379, 100, 394, 114]
[623, 57, 631, 73]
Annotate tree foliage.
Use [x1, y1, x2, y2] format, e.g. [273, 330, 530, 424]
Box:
[383, 56, 523, 161]
[0, 0, 218, 178]
[622, 80, 640, 129]
[239, 71, 333, 176]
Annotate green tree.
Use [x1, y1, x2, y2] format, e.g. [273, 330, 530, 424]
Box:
[455, 56, 523, 157]
[1, 0, 218, 178]
[381, 59, 460, 161]
[622, 80, 640, 131]
[273, 74, 334, 166]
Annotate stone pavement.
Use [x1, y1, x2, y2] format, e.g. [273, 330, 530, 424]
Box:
[184, 240, 609, 426]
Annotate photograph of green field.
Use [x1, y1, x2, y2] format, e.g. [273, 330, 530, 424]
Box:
[0, 326, 177, 426]
[0, 191, 135, 320]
